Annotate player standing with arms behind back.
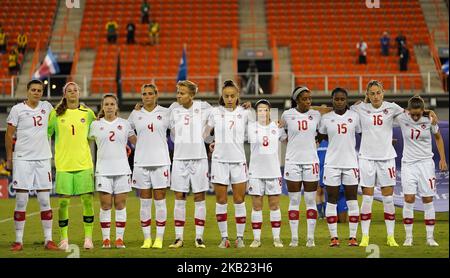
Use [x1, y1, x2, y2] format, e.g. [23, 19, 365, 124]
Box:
[396, 96, 447, 247]
[6, 79, 58, 251]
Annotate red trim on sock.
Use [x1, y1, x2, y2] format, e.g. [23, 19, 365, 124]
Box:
[14, 211, 25, 221]
[288, 210, 299, 220]
[140, 219, 151, 227]
[174, 220, 185, 227]
[252, 222, 262, 229]
[360, 213, 372, 221]
[349, 216, 359, 223]
[384, 213, 395, 221]
[100, 222, 111, 228]
[40, 210, 52, 220]
[403, 218, 414, 224]
[216, 213, 227, 222]
[235, 216, 246, 224]
[195, 218, 205, 226]
[425, 219, 436, 226]
[271, 221, 281, 228]
[116, 221, 126, 228]
[156, 221, 166, 227]
[326, 216, 338, 224]
[306, 209, 317, 220]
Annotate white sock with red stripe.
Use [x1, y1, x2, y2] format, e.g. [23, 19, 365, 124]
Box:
[194, 200, 206, 240]
[326, 202, 338, 238]
[288, 192, 301, 240]
[216, 203, 228, 238]
[304, 191, 317, 240]
[251, 209, 262, 240]
[140, 198, 152, 240]
[270, 209, 281, 240]
[235, 202, 246, 238]
[14, 192, 28, 244]
[115, 208, 126, 240]
[423, 202, 436, 239]
[383, 195, 396, 237]
[360, 195, 373, 236]
[154, 199, 167, 239]
[100, 208, 111, 240]
[403, 201, 414, 238]
[174, 199, 186, 240]
[347, 200, 359, 239]
[37, 191, 53, 243]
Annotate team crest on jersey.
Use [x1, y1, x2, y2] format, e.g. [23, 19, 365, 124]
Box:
[194, 108, 200, 114]
[81, 118, 86, 123]
[41, 109, 46, 114]
[421, 124, 426, 129]
[117, 125, 123, 130]
[61, 119, 65, 123]
[383, 109, 389, 115]
[132, 180, 137, 184]
[285, 172, 289, 176]
[237, 114, 242, 119]
[308, 115, 313, 120]
[348, 118, 353, 123]
[271, 129, 276, 134]
[248, 186, 253, 192]
[157, 115, 162, 120]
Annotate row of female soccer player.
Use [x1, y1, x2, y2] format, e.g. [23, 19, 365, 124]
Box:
[6, 78, 447, 252]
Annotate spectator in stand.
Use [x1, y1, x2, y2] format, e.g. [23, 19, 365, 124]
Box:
[105, 20, 118, 44]
[126, 22, 136, 44]
[399, 41, 410, 71]
[17, 29, 27, 54]
[8, 47, 18, 75]
[357, 37, 368, 64]
[141, 0, 150, 24]
[380, 31, 390, 56]
[149, 21, 160, 45]
[396, 31, 406, 56]
[0, 27, 7, 54]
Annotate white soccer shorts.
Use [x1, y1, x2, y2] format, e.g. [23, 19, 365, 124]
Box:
[401, 159, 436, 198]
[96, 175, 132, 194]
[12, 159, 52, 190]
[323, 167, 359, 186]
[283, 163, 319, 182]
[171, 159, 209, 193]
[359, 158, 396, 188]
[132, 165, 170, 190]
[248, 178, 282, 196]
[210, 160, 248, 185]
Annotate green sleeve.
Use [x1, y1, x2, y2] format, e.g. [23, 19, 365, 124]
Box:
[48, 109, 57, 137]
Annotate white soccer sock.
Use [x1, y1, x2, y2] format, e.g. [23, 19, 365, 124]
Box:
[251, 209, 263, 240]
[402, 202, 415, 239]
[383, 195, 396, 237]
[37, 191, 53, 243]
[234, 202, 247, 238]
[288, 192, 301, 240]
[270, 209, 282, 240]
[140, 198, 152, 240]
[194, 200, 206, 240]
[14, 192, 29, 243]
[115, 208, 127, 240]
[304, 191, 317, 240]
[216, 203, 228, 238]
[360, 195, 373, 236]
[174, 199, 186, 240]
[100, 208, 111, 240]
[154, 199, 167, 239]
[347, 200, 359, 239]
[326, 202, 338, 238]
[424, 202, 436, 239]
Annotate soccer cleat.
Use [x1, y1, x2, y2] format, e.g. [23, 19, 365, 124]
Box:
[359, 235, 370, 247]
[235, 237, 245, 248]
[84, 238, 94, 250]
[273, 238, 284, 248]
[195, 238, 206, 248]
[218, 237, 230, 248]
[426, 238, 439, 247]
[141, 238, 152, 249]
[44, 240, 59, 251]
[306, 238, 315, 248]
[329, 237, 340, 247]
[249, 240, 261, 248]
[102, 239, 111, 249]
[115, 238, 126, 249]
[348, 238, 358, 247]
[169, 238, 184, 249]
[58, 239, 69, 251]
[386, 236, 399, 247]
[10, 242, 23, 251]
[152, 238, 163, 249]
[289, 238, 298, 247]
[403, 237, 413, 247]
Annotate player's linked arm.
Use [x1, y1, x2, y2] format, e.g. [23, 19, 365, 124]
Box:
[434, 131, 448, 171]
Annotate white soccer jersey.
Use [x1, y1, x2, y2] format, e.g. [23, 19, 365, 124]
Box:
[169, 100, 211, 160]
[89, 117, 135, 176]
[248, 121, 282, 179]
[6, 101, 53, 160]
[281, 108, 321, 164]
[318, 110, 361, 168]
[396, 112, 439, 163]
[350, 101, 404, 160]
[208, 106, 249, 163]
[128, 105, 171, 167]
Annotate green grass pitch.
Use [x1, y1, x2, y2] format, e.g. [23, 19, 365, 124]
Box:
[0, 192, 448, 258]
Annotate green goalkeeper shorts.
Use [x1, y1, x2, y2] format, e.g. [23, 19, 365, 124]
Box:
[56, 169, 94, 196]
